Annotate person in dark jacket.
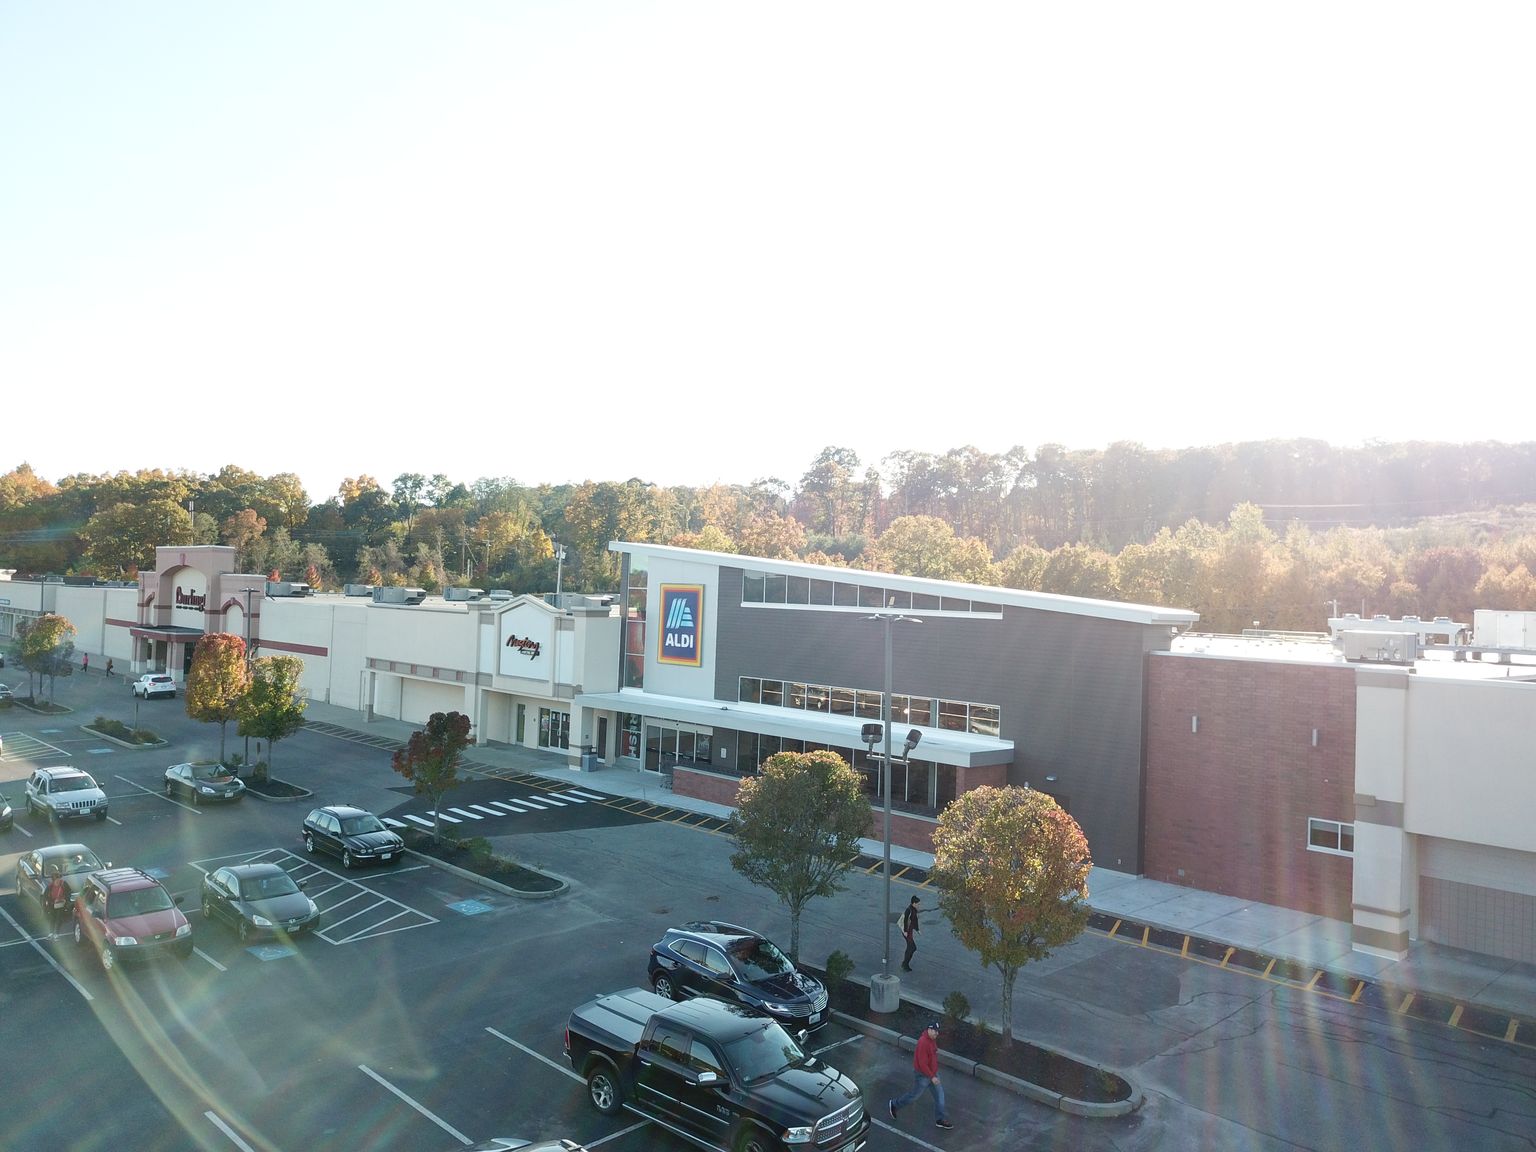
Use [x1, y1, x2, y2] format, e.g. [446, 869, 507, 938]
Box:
[900, 895, 921, 971]
[44, 866, 71, 936]
[888, 1021, 952, 1129]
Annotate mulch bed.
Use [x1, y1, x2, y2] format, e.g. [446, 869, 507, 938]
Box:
[242, 776, 312, 799]
[400, 828, 564, 894]
[813, 968, 1131, 1104]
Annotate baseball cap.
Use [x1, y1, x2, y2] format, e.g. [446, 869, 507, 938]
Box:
[927, 1020, 940, 1030]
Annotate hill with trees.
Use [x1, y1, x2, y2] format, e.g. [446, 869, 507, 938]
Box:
[4, 438, 1536, 634]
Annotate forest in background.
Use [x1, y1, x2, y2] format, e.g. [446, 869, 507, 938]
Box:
[4, 438, 1536, 636]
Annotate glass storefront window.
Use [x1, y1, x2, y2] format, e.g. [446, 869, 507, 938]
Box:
[739, 677, 762, 704]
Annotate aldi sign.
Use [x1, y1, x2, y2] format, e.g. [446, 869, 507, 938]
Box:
[658, 584, 704, 666]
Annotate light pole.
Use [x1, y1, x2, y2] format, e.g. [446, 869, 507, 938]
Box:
[864, 611, 922, 1012]
[242, 586, 258, 771]
[554, 543, 567, 602]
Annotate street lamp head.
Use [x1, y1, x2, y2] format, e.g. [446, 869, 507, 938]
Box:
[860, 722, 882, 750]
[902, 729, 922, 756]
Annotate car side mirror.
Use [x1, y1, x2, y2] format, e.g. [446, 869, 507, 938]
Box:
[297, 879, 308, 890]
[695, 1070, 719, 1086]
[173, 894, 185, 906]
[796, 1029, 809, 1045]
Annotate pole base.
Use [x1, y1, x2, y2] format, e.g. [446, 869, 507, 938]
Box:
[870, 972, 902, 1013]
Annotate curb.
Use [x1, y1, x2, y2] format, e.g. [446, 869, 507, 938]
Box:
[241, 777, 314, 804]
[829, 1009, 1142, 1118]
[404, 848, 569, 901]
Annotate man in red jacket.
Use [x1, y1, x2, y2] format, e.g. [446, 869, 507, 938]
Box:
[888, 1021, 953, 1129]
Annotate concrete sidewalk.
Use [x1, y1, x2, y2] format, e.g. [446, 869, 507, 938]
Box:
[300, 700, 1536, 1026]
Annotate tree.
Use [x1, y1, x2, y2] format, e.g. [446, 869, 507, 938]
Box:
[18, 613, 75, 703]
[392, 711, 473, 843]
[185, 633, 251, 762]
[236, 655, 307, 782]
[728, 750, 872, 961]
[930, 786, 1091, 1043]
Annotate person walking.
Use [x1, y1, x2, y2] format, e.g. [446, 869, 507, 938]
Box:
[888, 1021, 953, 1130]
[82, 652, 90, 674]
[901, 895, 921, 971]
[105, 657, 114, 678]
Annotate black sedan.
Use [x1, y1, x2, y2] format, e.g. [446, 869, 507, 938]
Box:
[647, 920, 831, 1030]
[202, 863, 320, 941]
[15, 843, 108, 907]
[0, 790, 13, 832]
[165, 761, 247, 804]
[301, 804, 404, 868]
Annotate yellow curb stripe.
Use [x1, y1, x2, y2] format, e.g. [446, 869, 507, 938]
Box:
[1305, 970, 1323, 991]
[1181, 937, 1190, 959]
[1506, 1020, 1519, 1043]
[1350, 981, 1366, 1003]
[1107, 919, 1122, 938]
[1448, 1005, 1463, 1028]
[1397, 993, 1415, 1015]
[1220, 946, 1234, 967]
[1262, 958, 1276, 979]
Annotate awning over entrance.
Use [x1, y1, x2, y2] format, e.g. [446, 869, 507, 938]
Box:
[130, 625, 204, 641]
[573, 690, 1014, 768]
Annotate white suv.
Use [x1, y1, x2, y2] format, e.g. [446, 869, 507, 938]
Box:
[132, 673, 176, 699]
[25, 766, 109, 822]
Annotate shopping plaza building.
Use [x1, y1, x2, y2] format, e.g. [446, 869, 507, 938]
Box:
[3, 541, 1534, 966]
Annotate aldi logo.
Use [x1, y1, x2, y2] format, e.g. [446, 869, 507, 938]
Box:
[658, 584, 704, 666]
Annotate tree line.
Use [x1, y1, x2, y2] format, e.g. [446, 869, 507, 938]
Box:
[4, 438, 1536, 633]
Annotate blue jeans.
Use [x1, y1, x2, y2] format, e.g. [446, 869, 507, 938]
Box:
[891, 1072, 947, 1122]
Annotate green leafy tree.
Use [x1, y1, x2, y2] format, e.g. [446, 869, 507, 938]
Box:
[728, 750, 872, 961]
[18, 613, 76, 703]
[236, 655, 307, 782]
[185, 633, 251, 762]
[392, 711, 473, 843]
[930, 785, 1092, 1044]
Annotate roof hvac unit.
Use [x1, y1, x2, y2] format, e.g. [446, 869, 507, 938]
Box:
[1342, 631, 1419, 664]
[342, 584, 376, 597]
[443, 587, 487, 601]
[265, 581, 313, 597]
[371, 587, 428, 605]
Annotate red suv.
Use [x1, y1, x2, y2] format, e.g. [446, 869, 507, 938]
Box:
[73, 867, 194, 971]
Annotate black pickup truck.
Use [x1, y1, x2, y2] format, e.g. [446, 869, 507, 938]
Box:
[564, 987, 868, 1152]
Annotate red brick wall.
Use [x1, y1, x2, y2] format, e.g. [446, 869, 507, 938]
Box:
[1144, 655, 1356, 920]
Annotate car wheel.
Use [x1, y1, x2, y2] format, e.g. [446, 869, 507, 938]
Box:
[586, 1066, 624, 1116]
[342, 849, 355, 869]
[190, 791, 199, 807]
[99, 943, 115, 972]
[73, 919, 84, 946]
[94, 810, 107, 821]
[238, 920, 251, 943]
[304, 833, 315, 854]
[165, 780, 174, 797]
[202, 897, 215, 919]
[734, 1128, 774, 1152]
[652, 973, 678, 1001]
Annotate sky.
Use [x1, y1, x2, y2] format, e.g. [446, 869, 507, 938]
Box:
[3, 3, 1532, 505]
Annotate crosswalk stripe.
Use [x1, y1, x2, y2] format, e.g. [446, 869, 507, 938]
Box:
[566, 790, 607, 801]
[383, 818, 410, 828]
[404, 814, 436, 828]
[535, 795, 568, 806]
[431, 811, 462, 824]
[552, 793, 585, 803]
[492, 800, 529, 813]
[448, 807, 484, 820]
[469, 804, 504, 816]
[515, 797, 549, 809]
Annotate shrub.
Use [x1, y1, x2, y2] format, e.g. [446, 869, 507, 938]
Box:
[825, 949, 856, 986]
[461, 836, 494, 862]
[942, 991, 971, 1026]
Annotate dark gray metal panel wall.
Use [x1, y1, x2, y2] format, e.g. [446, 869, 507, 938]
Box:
[711, 566, 1155, 870]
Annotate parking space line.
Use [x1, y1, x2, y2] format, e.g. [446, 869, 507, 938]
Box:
[485, 1027, 582, 1082]
[358, 1065, 472, 1147]
[194, 947, 228, 972]
[116, 773, 200, 813]
[204, 1110, 257, 1151]
[0, 905, 94, 1001]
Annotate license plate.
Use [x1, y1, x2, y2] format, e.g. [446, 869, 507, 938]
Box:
[381, 853, 392, 860]
[809, 1011, 820, 1024]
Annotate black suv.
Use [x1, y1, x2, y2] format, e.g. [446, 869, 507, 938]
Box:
[301, 805, 404, 868]
[647, 920, 831, 1031]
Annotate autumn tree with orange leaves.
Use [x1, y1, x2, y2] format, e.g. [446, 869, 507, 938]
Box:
[931, 786, 1092, 1043]
[185, 633, 251, 763]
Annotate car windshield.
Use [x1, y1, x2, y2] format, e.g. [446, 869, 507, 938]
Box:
[191, 764, 234, 782]
[60, 852, 103, 875]
[720, 1019, 805, 1083]
[341, 814, 386, 835]
[57, 776, 98, 792]
[729, 936, 795, 981]
[107, 886, 174, 917]
[240, 873, 299, 900]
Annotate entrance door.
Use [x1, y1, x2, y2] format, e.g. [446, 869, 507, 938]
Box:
[516, 703, 525, 744]
[596, 717, 608, 763]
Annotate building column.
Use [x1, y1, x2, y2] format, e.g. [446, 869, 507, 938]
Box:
[1352, 669, 1413, 958]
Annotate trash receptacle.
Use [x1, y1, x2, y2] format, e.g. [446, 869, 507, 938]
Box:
[580, 749, 601, 772]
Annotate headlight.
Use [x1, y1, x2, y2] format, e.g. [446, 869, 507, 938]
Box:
[252, 916, 273, 927]
[781, 1126, 814, 1144]
[111, 935, 137, 947]
[174, 923, 191, 938]
[760, 1001, 790, 1014]
[199, 786, 216, 795]
[306, 900, 318, 916]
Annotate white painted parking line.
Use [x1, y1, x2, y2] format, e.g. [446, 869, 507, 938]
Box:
[204, 1110, 258, 1151]
[485, 1028, 582, 1082]
[566, 789, 608, 801]
[358, 1065, 472, 1147]
[447, 807, 483, 820]
[194, 947, 228, 971]
[117, 773, 200, 813]
[0, 905, 94, 1002]
[491, 800, 530, 813]
[469, 804, 504, 817]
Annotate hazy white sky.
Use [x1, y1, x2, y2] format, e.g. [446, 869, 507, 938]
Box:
[3, 3, 1531, 504]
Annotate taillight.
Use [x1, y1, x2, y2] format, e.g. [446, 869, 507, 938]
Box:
[563, 1026, 570, 1053]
